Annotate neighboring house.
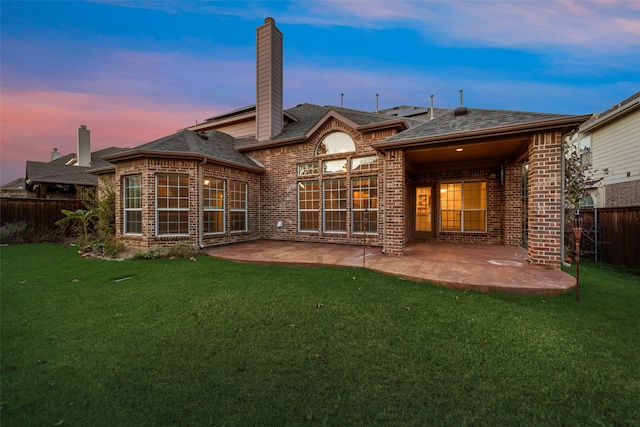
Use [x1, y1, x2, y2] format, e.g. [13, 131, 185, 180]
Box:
[0, 178, 28, 198]
[578, 91, 640, 208]
[24, 125, 126, 199]
[93, 18, 590, 268]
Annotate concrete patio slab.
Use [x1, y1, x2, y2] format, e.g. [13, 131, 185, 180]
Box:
[204, 240, 576, 296]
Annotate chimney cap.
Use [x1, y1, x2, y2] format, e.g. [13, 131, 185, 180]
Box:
[264, 17, 275, 24]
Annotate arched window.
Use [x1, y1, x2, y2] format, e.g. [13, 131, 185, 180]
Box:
[316, 132, 355, 156]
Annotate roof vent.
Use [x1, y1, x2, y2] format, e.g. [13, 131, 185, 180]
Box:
[430, 94, 435, 120]
[454, 89, 468, 116]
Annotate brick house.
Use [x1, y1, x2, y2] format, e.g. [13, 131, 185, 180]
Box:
[94, 18, 590, 268]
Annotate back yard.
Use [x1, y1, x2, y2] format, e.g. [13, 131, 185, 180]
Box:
[1, 243, 639, 426]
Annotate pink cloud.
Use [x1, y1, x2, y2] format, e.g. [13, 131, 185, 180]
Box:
[0, 88, 223, 185]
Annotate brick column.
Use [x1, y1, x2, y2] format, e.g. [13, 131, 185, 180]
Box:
[384, 149, 406, 255]
[503, 163, 524, 246]
[527, 132, 562, 268]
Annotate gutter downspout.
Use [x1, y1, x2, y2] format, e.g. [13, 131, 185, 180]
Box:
[199, 159, 207, 249]
[560, 133, 571, 268]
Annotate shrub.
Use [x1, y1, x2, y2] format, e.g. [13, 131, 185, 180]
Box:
[0, 221, 28, 244]
[129, 244, 199, 261]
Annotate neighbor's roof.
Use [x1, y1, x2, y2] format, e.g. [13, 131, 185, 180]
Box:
[26, 161, 97, 186]
[27, 147, 127, 185]
[580, 91, 640, 132]
[50, 147, 127, 168]
[103, 130, 264, 172]
[1, 177, 26, 191]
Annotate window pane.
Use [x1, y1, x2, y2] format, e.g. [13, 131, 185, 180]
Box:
[124, 175, 142, 234]
[156, 174, 189, 235]
[204, 211, 224, 233]
[351, 156, 378, 171]
[298, 162, 319, 176]
[352, 177, 378, 233]
[230, 212, 246, 232]
[442, 210, 461, 231]
[316, 132, 355, 155]
[464, 182, 486, 209]
[230, 182, 247, 232]
[464, 211, 485, 232]
[323, 179, 347, 233]
[298, 181, 319, 232]
[323, 159, 348, 174]
[125, 210, 142, 234]
[439, 181, 486, 232]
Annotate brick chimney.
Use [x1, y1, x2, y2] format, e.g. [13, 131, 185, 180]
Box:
[77, 125, 91, 167]
[256, 17, 283, 142]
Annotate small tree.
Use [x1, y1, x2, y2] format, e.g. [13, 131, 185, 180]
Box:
[55, 208, 97, 244]
[564, 132, 606, 218]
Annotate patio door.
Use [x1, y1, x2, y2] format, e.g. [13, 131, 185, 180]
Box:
[412, 185, 434, 240]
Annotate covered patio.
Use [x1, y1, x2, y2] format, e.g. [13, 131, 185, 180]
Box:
[204, 240, 576, 296]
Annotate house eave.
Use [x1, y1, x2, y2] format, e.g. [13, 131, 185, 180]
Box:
[356, 118, 408, 133]
[103, 150, 265, 174]
[373, 114, 591, 150]
[580, 99, 640, 132]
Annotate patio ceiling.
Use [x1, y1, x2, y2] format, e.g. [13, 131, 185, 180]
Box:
[404, 135, 530, 173]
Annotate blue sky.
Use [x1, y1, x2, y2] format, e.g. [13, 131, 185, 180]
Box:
[1, 0, 639, 184]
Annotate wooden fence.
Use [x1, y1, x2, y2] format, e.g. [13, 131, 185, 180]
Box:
[572, 206, 640, 269]
[0, 197, 84, 230]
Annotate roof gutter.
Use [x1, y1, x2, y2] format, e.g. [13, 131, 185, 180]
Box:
[580, 98, 640, 132]
[372, 114, 592, 151]
[102, 150, 265, 174]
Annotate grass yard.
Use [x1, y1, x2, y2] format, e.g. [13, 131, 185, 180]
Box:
[1, 243, 639, 426]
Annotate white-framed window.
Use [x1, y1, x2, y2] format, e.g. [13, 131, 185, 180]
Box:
[316, 132, 356, 155]
[351, 156, 378, 172]
[156, 174, 189, 236]
[298, 162, 319, 176]
[440, 181, 486, 232]
[298, 181, 319, 232]
[323, 179, 347, 233]
[230, 181, 247, 232]
[123, 175, 142, 234]
[352, 177, 378, 234]
[323, 159, 348, 174]
[203, 178, 224, 234]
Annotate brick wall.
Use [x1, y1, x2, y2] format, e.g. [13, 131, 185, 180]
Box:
[384, 149, 406, 255]
[111, 157, 261, 250]
[246, 118, 390, 248]
[527, 131, 563, 268]
[503, 163, 525, 246]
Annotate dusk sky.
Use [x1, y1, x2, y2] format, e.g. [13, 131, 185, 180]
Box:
[1, 1, 639, 185]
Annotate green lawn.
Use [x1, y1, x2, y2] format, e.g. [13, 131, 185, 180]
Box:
[1, 243, 639, 426]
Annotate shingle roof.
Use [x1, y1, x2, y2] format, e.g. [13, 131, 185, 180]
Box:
[1, 177, 26, 191]
[124, 129, 262, 169]
[26, 161, 98, 186]
[235, 103, 412, 148]
[26, 147, 127, 186]
[49, 147, 127, 167]
[384, 108, 575, 143]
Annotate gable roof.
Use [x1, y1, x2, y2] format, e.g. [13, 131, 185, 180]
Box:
[102, 130, 264, 172]
[235, 103, 410, 151]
